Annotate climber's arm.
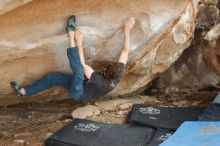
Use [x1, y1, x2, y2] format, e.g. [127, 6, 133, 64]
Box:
[118, 33, 130, 64]
[75, 30, 94, 79]
[118, 17, 135, 64]
[82, 64, 94, 79]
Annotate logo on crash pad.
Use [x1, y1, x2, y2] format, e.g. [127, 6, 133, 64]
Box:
[156, 133, 172, 141]
[74, 123, 100, 132]
[139, 107, 160, 115]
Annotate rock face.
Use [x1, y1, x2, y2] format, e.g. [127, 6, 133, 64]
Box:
[0, 0, 199, 105]
[71, 105, 100, 119]
[151, 0, 220, 92]
[151, 32, 220, 92]
[204, 24, 220, 79]
[0, 0, 33, 15]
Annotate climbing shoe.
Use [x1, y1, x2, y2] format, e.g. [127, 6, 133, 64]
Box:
[66, 15, 76, 32]
[10, 81, 23, 98]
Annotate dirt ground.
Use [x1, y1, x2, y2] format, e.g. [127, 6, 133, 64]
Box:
[0, 91, 218, 146]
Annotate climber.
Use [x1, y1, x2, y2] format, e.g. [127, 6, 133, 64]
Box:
[10, 16, 135, 101]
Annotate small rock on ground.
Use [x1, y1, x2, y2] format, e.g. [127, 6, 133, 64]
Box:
[71, 105, 100, 119]
[13, 139, 25, 146]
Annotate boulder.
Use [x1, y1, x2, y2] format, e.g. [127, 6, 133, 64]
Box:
[204, 24, 220, 78]
[71, 105, 100, 119]
[146, 0, 220, 92]
[0, 0, 199, 105]
[0, 0, 33, 15]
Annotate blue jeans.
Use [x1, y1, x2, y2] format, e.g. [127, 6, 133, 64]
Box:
[25, 47, 84, 101]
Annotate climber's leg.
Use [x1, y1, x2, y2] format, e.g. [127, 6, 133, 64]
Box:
[25, 72, 72, 96]
[66, 16, 84, 101]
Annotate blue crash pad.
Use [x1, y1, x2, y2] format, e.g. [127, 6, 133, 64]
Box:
[213, 93, 220, 104]
[159, 121, 220, 146]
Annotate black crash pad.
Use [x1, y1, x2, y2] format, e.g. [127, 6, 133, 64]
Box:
[199, 103, 220, 121]
[129, 104, 205, 130]
[45, 119, 173, 146]
[147, 129, 173, 146]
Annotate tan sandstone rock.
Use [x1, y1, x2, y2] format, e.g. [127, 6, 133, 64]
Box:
[205, 23, 220, 41]
[0, 0, 199, 105]
[71, 105, 101, 119]
[204, 23, 220, 77]
[0, 0, 33, 15]
[94, 96, 152, 111]
[151, 0, 220, 92]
